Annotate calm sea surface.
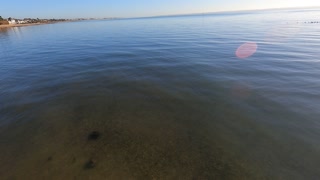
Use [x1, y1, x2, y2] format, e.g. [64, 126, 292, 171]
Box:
[1, 8, 320, 179]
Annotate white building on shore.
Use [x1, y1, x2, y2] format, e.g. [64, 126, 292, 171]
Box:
[7, 18, 26, 24]
[17, 20, 25, 24]
[8, 19, 16, 24]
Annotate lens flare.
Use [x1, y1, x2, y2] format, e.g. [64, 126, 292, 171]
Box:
[235, 42, 258, 59]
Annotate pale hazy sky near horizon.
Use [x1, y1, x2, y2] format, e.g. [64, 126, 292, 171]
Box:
[1, 0, 320, 19]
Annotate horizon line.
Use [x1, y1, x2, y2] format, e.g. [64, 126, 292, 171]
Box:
[124, 6, 320, 19]
[3, 5, 320, 20]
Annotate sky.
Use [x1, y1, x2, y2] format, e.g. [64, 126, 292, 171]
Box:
[1, 0, 320, 19]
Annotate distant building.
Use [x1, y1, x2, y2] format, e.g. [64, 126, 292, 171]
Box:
[8, 18, 16, 24]
[17, 20, 26, 24]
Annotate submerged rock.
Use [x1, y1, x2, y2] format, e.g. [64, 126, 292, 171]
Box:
[47, 156, 52, 161]
[84, 159, 96, 169]
[88, 131, 100, 140]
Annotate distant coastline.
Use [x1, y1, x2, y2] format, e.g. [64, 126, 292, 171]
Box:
[0, 19, 86, 29]
[0, 18, 117, 29]
[0, 22, 48, 28]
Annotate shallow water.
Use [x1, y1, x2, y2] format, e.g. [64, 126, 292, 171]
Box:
[1, 8, 320, 179]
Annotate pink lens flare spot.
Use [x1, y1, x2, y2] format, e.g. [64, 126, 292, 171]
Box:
[235, 42, 258, 59]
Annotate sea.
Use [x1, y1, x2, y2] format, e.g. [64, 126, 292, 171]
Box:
[1, 8, 320, 179]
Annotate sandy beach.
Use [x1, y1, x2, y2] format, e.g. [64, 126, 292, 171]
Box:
[0, 22, 48, 28]
[0, 23, 44, 28]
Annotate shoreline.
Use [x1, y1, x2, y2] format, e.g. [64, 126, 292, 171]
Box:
[0, 22, 48, 28]
[0, 21, 76, 28]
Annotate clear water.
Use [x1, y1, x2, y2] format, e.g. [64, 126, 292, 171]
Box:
[1, 8, 320, 179]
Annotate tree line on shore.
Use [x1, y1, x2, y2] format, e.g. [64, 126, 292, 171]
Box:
[0, 16, 9, 25]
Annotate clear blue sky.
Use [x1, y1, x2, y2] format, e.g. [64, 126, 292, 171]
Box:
[1, 0, 319, 19]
